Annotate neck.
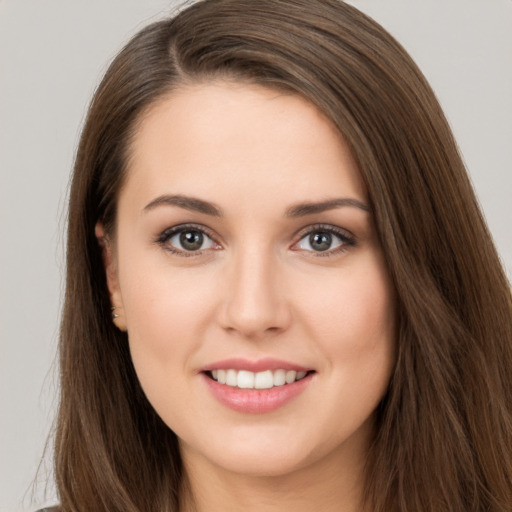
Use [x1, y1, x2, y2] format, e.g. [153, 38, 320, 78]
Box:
[179, 437, 370, 512]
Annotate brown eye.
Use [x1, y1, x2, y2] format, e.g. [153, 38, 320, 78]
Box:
[159, 226, 219, 254]
[292, 225, 355, 256]
[297, 230, 343, 252]
[309, 232, 332, 251]
[179, 230, 204, 251]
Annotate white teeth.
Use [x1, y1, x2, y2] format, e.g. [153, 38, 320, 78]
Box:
[209, 368, 310, 389]
[217, 369, 226, 384]
[237, 370, 255, 389]
[285, 370, 297, 384]
[226, 369, 237, 386]
[273, 369, 286, 386]
[254, 370, 273, 389]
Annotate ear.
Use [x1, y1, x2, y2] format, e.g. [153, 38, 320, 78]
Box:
[95, 222, 127, 331]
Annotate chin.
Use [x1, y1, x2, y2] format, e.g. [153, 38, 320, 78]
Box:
[209, 447, 314, 478]
[180, 425, 345, 480]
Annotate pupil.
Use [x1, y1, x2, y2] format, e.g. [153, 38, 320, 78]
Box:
[180, 230, 203, 251]
[310, 232, 331, 251]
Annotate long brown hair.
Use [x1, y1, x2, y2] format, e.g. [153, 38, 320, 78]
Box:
[55, 1, 512, 510]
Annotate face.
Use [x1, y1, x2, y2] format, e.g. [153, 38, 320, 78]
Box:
[98, 83, 396, 479]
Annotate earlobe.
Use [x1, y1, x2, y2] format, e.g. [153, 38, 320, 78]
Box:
[95, 222, 127, 332]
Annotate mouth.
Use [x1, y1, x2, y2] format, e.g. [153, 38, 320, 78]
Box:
[205, 368, 313, 390]
[201, 358, 315, 412]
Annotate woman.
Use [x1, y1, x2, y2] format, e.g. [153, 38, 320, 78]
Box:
[51, 0, 512, 511]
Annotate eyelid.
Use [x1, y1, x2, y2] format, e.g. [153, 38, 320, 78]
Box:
[156, 223, 222, 256]
[155, 222, 356, 257]
[291, 223, 356, 255]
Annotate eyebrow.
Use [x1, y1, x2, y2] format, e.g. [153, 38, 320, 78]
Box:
[143, 194, 369, 218]
[143, 194, 223, 216]
[285, 198, 370, 217]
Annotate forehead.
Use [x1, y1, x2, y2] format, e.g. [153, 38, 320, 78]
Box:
[123, 82, 367, 211]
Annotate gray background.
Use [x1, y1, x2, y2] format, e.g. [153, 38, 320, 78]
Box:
[1, 1, 511, 511]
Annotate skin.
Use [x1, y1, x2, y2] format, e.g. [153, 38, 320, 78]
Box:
[97, 82, 396, 512]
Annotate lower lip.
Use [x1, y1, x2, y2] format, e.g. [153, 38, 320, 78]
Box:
[202, 373, 313, 413]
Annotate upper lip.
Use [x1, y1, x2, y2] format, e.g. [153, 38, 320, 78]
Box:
[201, 357, 312, 373]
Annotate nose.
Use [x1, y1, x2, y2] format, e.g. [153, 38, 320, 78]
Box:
[218, 246, 291, 340]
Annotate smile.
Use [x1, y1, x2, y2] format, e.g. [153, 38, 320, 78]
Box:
[209, 369, 309, 389]
[202, 359, 315, 413]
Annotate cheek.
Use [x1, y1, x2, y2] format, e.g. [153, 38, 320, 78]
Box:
[298, 257, 396, 386]
[117, 254, 218, 383]
[304, 263, 394, 339]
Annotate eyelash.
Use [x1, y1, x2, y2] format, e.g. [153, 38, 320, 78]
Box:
[156, 223, 220, 258]
[292, 224, 356, 257]
[156, 223, 356, 258]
